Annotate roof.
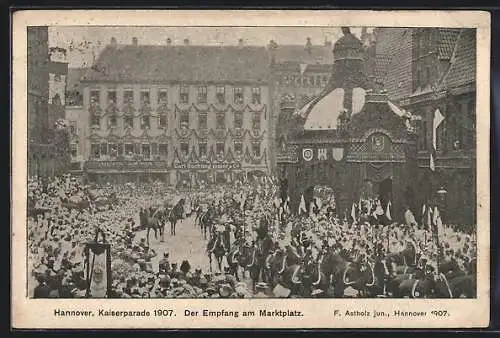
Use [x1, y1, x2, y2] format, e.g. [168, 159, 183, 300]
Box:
[302, 87, 367, 130]
[437, 28, 461, 60]
[83, 45, 270, 83]
[439, 28, 476, 90]
[269, 45, 334, 65]
[378, 28, 413, 101]
[67, 68, 87, 90]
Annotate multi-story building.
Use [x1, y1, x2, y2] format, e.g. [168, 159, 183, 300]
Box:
[276, 27, 476, 226]
[78, 37, 272, 186]
[376, 27, 476, 225]
[65, 68, 87, 176]
[28, 27, 70, 178]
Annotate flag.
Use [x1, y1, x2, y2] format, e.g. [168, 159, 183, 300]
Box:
[386, 201, 392, 221]
[298, 194, 307, 215]
[430, 108, 445, 171]
[426, 207, 433, 231]
[375, 200, 384, 216]
[432, 206, 443, 235]
[351, 203, 357, 221]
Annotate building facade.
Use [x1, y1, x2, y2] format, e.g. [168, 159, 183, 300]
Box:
[376, 27, 476, 226]
[277, 27, 477, 226]
[28, 27, 70, 178]
[78, 38, 272, 186]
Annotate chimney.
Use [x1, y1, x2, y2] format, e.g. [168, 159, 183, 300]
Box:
[238, 38, 244, 47]
[305, 37, 312, 54]
[110, 37, 117, 47]
[166, 38, 172, 45]
[183, 38, 190, 46]
[132, 37, 138, 46]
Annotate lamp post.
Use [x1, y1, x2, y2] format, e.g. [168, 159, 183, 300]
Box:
[437, 187, 448, 225]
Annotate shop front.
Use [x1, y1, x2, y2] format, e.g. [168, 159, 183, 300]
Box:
[85, 160, 171, 184]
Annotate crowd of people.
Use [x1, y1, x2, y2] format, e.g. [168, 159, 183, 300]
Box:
[27, 173, 477, 299]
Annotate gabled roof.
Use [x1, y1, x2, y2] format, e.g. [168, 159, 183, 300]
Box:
[82, 45, 270, 83]
[377, 28, 413, 102]
[438, 28, 476, 90]
[437, 28, 461, 60]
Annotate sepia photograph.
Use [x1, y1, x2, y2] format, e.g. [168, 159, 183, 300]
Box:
[12, 10, 490, 329]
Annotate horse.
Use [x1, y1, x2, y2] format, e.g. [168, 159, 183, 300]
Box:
[199, 208, 215, 239]
[140, 207, 166, 247]
[206, 232, 228, 273]
[166, 199, 185, 236]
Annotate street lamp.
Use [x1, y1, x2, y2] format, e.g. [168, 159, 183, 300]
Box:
[436, 187, 448, 224]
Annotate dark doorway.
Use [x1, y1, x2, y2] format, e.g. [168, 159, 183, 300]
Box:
[378, 178, 392, 210]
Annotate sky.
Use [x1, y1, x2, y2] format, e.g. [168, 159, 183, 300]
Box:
[48, 26, 373, 68]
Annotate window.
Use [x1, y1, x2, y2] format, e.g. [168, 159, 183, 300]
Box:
[316, 76, 322, 87]
[180, 112, 189, 129]
[252, 87, 261, 104]
[233, 87, 244, 104]
[123, 89, 134, 105]
[117, 144, 124, 156]
[216, 85, 225, 104]
[199, 142, 207, 158]
[234, 141, 243, 155]
[418, 120, 428, 151]
[100, 143, 108, 157]
[323, 76, 328, 87]
[216, 142, 225, 155]
[124, 115, 134, 129]
[90, 90, 100, 105]
[180, 85, 189, 104]
[302, 77, 308, 86]
[180, 142, 189, 157]
[109, 143, 118, 158]
[197, 86, 207, 103]
[108, 114, 117, 128]
[140, 90, 150, 105]
[234, 112, 243, 129]
[125, 144, 134, 156]
[424, 66, 431, 86]
[107, 90, 117, 105]
[70, 143, 78, 158]
[141, 115, 150, 129]
[252, 142, 261, 157]
[158, 90, 168, 104]
[198, 114, 207, 129]
[90, 144, 100, 159]
[309, 77, 315, 86]
[90, 114, 100, 128]
[252, 112, 261, 130]
[158, 114, 167, 129]
[216, 112, 225, 130]
[69, 120, 77, 134]
[158, 143, 168, 158]
[142, 144, 151, 159]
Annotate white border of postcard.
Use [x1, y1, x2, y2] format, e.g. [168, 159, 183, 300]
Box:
[11, 10, 491, 329]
